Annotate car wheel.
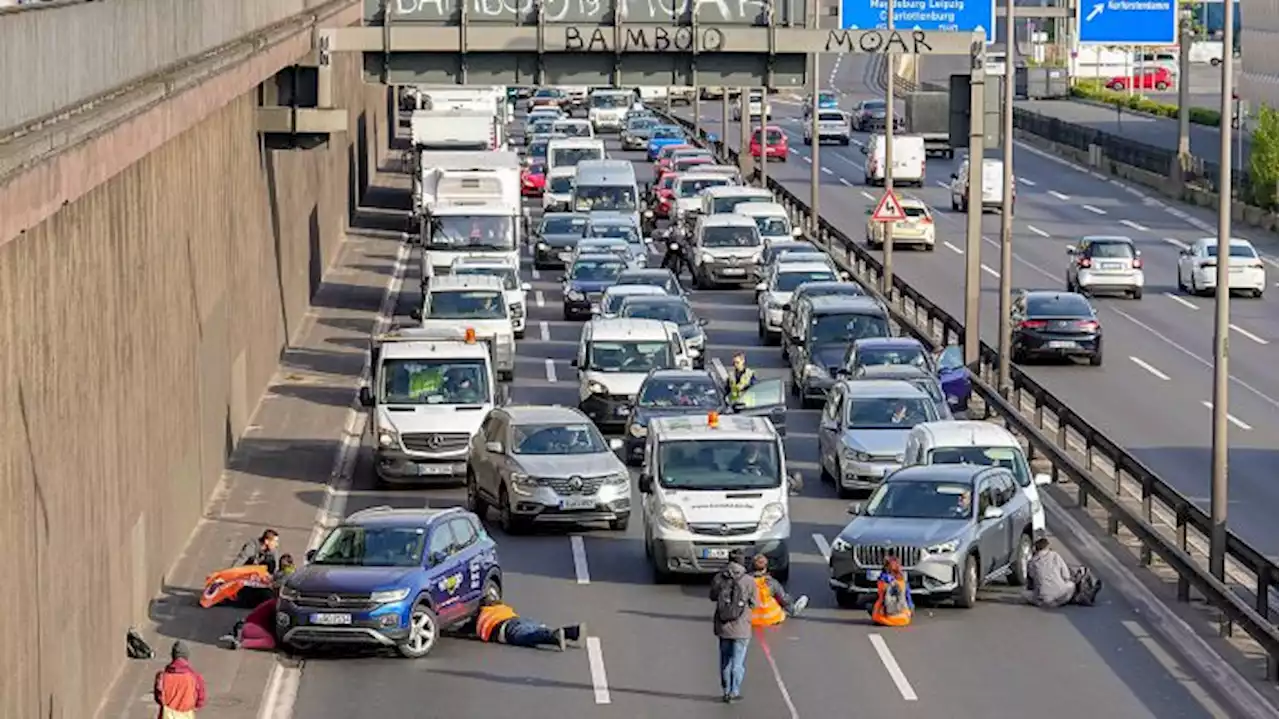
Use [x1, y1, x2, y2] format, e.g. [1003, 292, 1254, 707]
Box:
[396, 600, 440, 658]
[515, 330, 526, 340]
[1253, 288, 1265, 298]
[499, 486, 527, 535]
[1008, 533, 1032, 586]
[465, 470, 489, 520]
[835, 590, 861, 609]
[1155, 81, 1169, 90]
[954, 554, 979, 608]
[1130, 287, 1143, 300]
[1089, 348, 1103, 367]
[482, 575, 503, 604]
[610, 514, 630, 531]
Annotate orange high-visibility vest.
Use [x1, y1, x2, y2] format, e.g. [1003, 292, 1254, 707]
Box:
[871, 576, 912, 627]
[750, 576, 786, 627]
[477, 604, 518, 641]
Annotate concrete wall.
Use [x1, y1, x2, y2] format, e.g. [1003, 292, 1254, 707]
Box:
[0, 0, 354, 132]
[0, 44, 387, 719]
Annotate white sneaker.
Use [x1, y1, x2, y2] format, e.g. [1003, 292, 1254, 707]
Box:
[792, 595, 809, 615]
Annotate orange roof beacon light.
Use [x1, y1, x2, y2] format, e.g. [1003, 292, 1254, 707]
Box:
[707, 411, 720, 429]
[464, 327, 477, 344]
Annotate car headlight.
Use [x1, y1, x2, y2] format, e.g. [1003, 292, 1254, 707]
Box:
[658, 503, 688, 530]
[567, 289, 585, 300]
[378, 430, 399, 448]
[830, 537, 852, 553]
[629, 423, 648, 437]
[587, 380, 608, 395]
[701, 253, 715, 264]
[643, 210, 654, 217]
[925, 539, 960, 555]
[842, 447, 872, 463]
[278, 586, 300, 601]
[758, 502, 786, 531]
[766, 300, 784, 311]
[537, 241, 548, 250]
[510, 472, 538, 494]
[802, 363, 824, 378]
[605, 471, 629, 486]
[370, 588, 411, 604]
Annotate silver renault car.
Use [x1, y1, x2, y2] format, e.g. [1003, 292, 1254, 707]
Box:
[465, 405, 630, 533]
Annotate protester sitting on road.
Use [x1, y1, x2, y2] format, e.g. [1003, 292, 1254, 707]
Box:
[748, 554, 808, 629]
[232, 529, 280, 574]
[1026, 537, 1103, 607]
[220, 555, 296, 651]
[870, 556, 913, 627]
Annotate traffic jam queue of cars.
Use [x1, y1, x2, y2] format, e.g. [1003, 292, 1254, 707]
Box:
[277, 85, 1064, 659]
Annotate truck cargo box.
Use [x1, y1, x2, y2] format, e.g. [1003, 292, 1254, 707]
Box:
[904, 92, 954, 158]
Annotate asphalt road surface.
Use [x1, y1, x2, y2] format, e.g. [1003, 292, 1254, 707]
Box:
[674, 76, 1278, 555]
[283, 112, 1250, 719]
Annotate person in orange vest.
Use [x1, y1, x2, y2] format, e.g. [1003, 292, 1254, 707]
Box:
[459, 595, 586, 651]
[869, 556, 914, 627]
[748, 554, 808, 628]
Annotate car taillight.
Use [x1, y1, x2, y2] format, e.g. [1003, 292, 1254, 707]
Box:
[1020, 320, 1047, 330]
[919, 215, 933, 224]
[1132, 257, 1143, 268]
[1078, 258, 1092, 268]
[1077, 320, 1099, 331]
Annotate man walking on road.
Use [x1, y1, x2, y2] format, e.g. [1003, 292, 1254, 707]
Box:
[154, 640, 207, 718]
[709, 548, 757, 703]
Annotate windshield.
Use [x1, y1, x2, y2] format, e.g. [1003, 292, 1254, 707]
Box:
[702, 225, 761, 248]
[818, 111, 845, 122]
[861, 101, 886, 113]
[540, 216, 584, 235]
[587, 224, 640, 243]
[856, 345, 928, 369]
[548, 174, 574, 193]
[628, 118, 657, 131]
[1206, 243, 1257, 259]
[604, 291, 653, 314]
[512, 422, 608, 455]
[553, 122, 592, 138]
[674, 158, 712, 173]
[810, 313, 889, 345]
[551, 146, 602, 167]
[776, 271, 835, 292]
[863, 481, 973, 520]
[937, 345, 964, 371]
[575, 186, 638, 212]
[379, 358, 490, 406]
[452, 267, 518, 291]
[676, 177, 729, 198]
[622, 301, 692, 325]
[592, 93, 631, 108]
[427, 216, 515, 251]
[928, 446, 1031, 487]
[617, 273, 677, 294]
[530, 119, 556, 135]
[846, 396, 934, 429]
[529, 141, 550, 162]
[752, 216, 791, 236]
[570, 259, 625, 281]
[638, 376, 721, 407]
[711, 195, 761, 213]
[311, 526, 425, 567]
[658, 439, 781, 490]
[588, 340, 672, 373]
[1026, 295, 1092, 317]
[426, 290, 506, 319]
[652, 126, 683, 139]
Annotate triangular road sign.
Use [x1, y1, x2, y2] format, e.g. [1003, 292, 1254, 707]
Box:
[871, 190, 907, 222]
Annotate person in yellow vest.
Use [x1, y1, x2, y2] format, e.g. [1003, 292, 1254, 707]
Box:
[725, 352, 757, 404]
[870, 556, 913, 627]
[748, 554, 808, 628]
[460, 596, 586, 651]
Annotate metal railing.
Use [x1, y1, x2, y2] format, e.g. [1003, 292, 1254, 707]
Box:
[655, 108, 1279, 679]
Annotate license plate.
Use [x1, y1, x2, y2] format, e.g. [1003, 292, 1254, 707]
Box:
[418, 464, 453, 476]
[721, 268, 746, 276]
[1101, 263, 1125, 270]
[560, 496, 598, 510]
[702, 548, 730, 559]
[310, 613, 352, 626]
[866, 569, 881, 581]
[1047, 340, 1076, 349]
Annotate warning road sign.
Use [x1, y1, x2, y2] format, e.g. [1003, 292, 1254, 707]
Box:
[871, 191, 906, 222]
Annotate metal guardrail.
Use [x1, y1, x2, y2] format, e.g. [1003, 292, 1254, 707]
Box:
[654, 107, 1279, 678]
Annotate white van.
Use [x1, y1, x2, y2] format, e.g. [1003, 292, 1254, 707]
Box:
[861, 134, 927, 187]
[949, 157, 1014, 213]
[733, 201, 802, 245]
[902, 420, 1050, 534]
[546, 137, 606, 172]
[572, 318, 694, 431]
[640, 414, 802, 581]
[1187, 42, 1223, 66]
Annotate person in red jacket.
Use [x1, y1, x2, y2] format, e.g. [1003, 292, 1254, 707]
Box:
[154, 641, 207, 718]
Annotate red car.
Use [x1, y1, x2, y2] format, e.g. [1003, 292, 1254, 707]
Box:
[1106, 67, 1174, 91]
[652, 143, 693, 179]
[521, 163, 547, 197]
[750, 126, 788, 162]
[652, 172, 680, 218]
[671, 155, 714, 174]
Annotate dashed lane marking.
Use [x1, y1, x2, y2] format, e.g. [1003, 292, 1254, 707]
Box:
[1161, 237, 1190, 250]
[1017, 177, 1037, 186]
[1027, 225, 1050, 238]
[943, 241, 964, 255]
[868, 635, 918, 701]
[812, 533, 831, 561]
[1081, 204, 1106, 215]
[1200, 401, 1253, 431]
[535, 290, 546, 307]
[570, 535, 591, 584]
[1230, 324, 1269, 345]
[539, 321, 550, 341]
[586, 637, 612, 704]
[531, 266, 541, 280]
[1129, 356, 1171, 381]
[1048, 190, 1070, 201]
[1119, 219, 1149, 232]
[822, 167, 833, 175]
[860, 190, 876, 202]
[839, 177, 852, 186]
[934, 180, 949, 188]
[758, 634, 801, 719]
[545, 359, 558, 383]
[1164, 292, 1199, 310]
[980, 263, 1000, 278]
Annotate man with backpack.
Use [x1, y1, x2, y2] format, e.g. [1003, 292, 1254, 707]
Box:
[1026, 537, 1103, 607]
[709, 548, 758, 703]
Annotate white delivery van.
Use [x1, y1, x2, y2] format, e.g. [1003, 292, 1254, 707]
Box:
[948, 157, 1014, 213]
[546, 137, 607, 172]
[572, 318, 694, 431]
[861, 135, 927, 187]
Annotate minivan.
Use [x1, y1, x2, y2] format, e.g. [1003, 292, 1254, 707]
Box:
[949, 157, 1014, 213]
[861, 135, 926, 187]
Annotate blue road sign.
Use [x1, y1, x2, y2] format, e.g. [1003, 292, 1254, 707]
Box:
[840, 0, 996, 43]
[1077, 0, 1177, 44]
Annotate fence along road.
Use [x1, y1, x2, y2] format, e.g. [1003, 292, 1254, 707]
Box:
[277, 110, 1255, 719]
[671, 70, 1280, 554]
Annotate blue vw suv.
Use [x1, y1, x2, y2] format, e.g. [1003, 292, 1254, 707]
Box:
[278, 506, 501, 658]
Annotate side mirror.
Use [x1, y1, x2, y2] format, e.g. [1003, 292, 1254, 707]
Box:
[788, 471, 804, 495]
[570, 358, 580, 368]
[305, 549, 317, 562]
[698, 317, 710, 326]
[484, 441, 504, 454]
[754, 282, 767, 292]
[409, 308, 423, 321]
[982, 506, 1005, 521]
[428, 551, 447, 567]
[521, 282, 533, 291]
[638, 473, 654, 493]
[358, 386, 374, 407]
[846, 502, 862, 515]
[1034, 473, 1052, 487]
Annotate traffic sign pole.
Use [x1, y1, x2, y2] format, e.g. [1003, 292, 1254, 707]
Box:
[996, 0, 1015, 396]
[881, 0, 896, 297]
[963, 44, 986, 368]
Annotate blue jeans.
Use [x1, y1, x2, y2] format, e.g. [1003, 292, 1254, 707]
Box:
[501, 619, 556, 648]
[718, 637, 750, 696]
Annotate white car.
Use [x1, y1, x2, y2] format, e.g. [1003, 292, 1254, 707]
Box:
[449, 257, 533, 338]
[543, 166, 576, 212]
[1065, 235, 1145, 299]
[756, 261, 841, 345]
[1176, 237, 1266, 298]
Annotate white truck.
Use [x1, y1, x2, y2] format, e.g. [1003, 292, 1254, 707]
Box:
[413, 150, 523, 278]
[411, 109, 505, 153]
[406, 86, 512, 146]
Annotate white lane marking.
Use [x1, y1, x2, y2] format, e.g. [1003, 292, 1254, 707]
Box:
[1048, 190, 1070, 201]
[539, 321, 550, 341]
[760, 636, 801, 719]
[1017, 177, 1037, 186]
[980, 263, 1000, 278]
[1230, 324, 1269, 345]
[860, 190, 876, 201]
[839, 177, 852, 186]
[1027, 225, 1050, 238]
[868, 635, 918, 701]
[943, 241, 964, 255]
[1129, 356, 1171, 381]
[1162, 237, 1190, 250]
[1120, 622, 1232, 719]
[1119, 219, 1149, 232]
[570, 535, 591, 584]
[1200, 401, 1253, 430]
[851, 137, 865, 147]
[586, 637, 612, 704]
[545, 359, 557, 383]
[802, 155, 813, 164]
[531, 266, 542, 280]
[1081, 204, 1106, 215]
[822, 166, 833, 175]
[934, 180, 949, 188]
[535, 290, 546, 307]
[1164, 292, 1199, 310]
[812, 533, 831, 561]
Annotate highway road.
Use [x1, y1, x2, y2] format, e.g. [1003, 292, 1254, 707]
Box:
[282, 118, 1246, 719]
[673, 75, 1278, 556]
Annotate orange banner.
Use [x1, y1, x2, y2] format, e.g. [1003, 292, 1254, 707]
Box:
[200, 565, 273, 608]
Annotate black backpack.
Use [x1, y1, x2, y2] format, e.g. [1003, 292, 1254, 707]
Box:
[713, 570, 748, 623]
[126, 627, 154, 659]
